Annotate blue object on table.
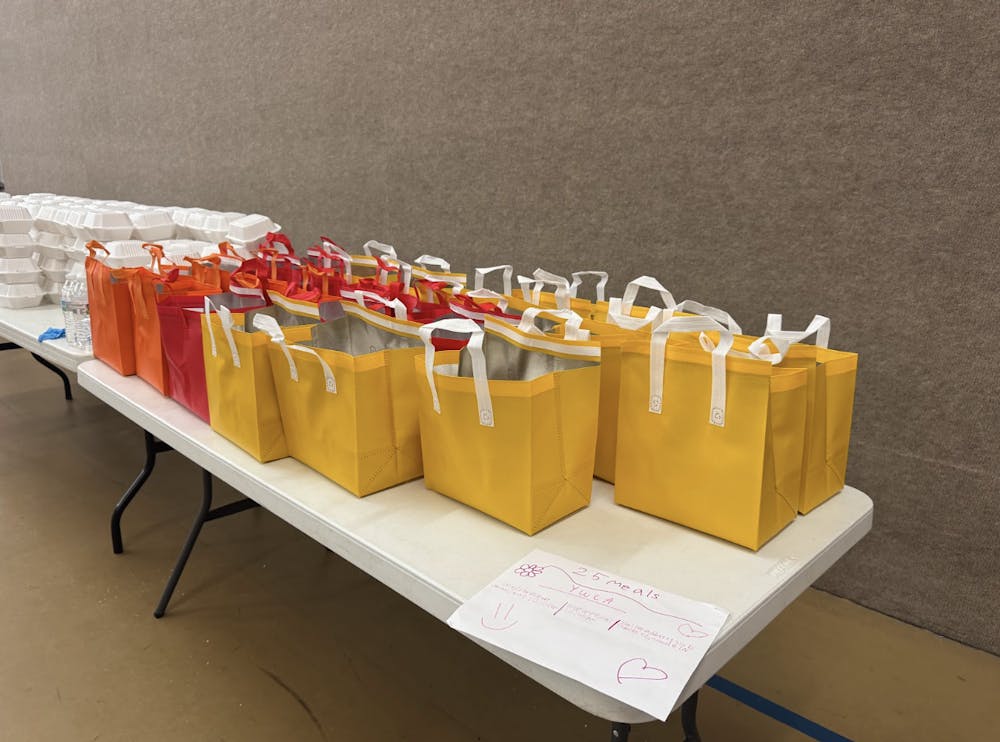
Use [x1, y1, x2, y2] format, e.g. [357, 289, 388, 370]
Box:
[38, 327, 66, 342]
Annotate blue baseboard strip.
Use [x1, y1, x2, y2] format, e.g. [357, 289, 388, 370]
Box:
[705, 675, 854, 742]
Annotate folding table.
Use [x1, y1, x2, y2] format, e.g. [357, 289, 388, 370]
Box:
[0, 304, 89, 399]
[77, 358, 872, 740]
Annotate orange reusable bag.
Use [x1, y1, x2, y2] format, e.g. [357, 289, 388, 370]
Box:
[183, 242, 245, 290]
[128, 244, 222, 394]
[85, 240, 137, 376]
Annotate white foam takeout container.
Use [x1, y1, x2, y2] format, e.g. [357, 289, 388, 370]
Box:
[99, 240, 155, 269]
[35, 231, 65, 259]
[83, 210, 134, 241]
[34, 204, 61, 232]
[198, 213, 231, 243]
[128, 209, 175, 241]
[171, 208, 209, 239]
[0, 257, 43, 285]
[159, 239, 212, 267]
[0, 282, 45, 309]
[42, 278, 63, 304]
[0, 233, 38, 259]
[0, 204, 34, 235]
[226, 213, 279, 244]
[40, 256, 70, 282]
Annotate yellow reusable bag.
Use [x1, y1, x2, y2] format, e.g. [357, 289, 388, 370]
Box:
[201, 292, 332, 462]
[416, 311, 601, 535]
[615, 315, 808, 550]
[514, 269, 610, 319]
[581, 278, 743, 484]
[254, 293, 424, 496]
[467, 265, 595, 317]
[749, 315, 858, 514]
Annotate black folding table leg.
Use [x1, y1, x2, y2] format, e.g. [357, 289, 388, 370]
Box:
[0, 343, 72, 400]
[155, 469, 213, 619]
[681, 691, 701, 742]
[29, 352, 72, 400]
[611, 722, 631, 740]
[111, 430, 172, 554]
[153, 469, 260, 619]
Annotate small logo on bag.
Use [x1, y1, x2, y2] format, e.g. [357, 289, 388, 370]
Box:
[479, 409, 494, 426]
[711, 407, 725, 426]
[650, 395, 662, 413]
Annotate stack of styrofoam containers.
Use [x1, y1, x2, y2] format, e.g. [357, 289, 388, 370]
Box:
[28, 197, 71, 303]
[42, 201, 74, 298]
[0, 203, 44, 308]
[166, 207, 281, 258]
[1, 194, 286, 306]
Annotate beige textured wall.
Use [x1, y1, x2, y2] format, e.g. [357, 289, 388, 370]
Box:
[2, 2, 997, 653]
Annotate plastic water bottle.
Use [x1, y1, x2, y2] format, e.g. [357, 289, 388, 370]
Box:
[60, 265, 91, 351]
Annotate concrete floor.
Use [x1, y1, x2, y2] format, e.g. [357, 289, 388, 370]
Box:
[1, 348, 998, 741]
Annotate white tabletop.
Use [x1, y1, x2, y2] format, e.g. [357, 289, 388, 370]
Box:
[0, 304, 92, 370]
[78, 359, 872, 724]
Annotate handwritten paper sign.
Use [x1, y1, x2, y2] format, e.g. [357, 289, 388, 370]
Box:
[447, 549, 728, 720]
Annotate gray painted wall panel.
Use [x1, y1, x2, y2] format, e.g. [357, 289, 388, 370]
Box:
[2, 1, 997, 652]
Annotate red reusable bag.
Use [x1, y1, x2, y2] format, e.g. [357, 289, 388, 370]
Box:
[252, 248, 304, 295]
[447, 290, 522, 324]
[157, 290, 267, 421]
[127, 245, 222, 395]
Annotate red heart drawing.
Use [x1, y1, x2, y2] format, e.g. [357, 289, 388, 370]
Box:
[677, 623, 709, 639]
[617, 657, 669, 684]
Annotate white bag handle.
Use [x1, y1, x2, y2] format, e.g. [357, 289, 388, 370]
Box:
[474, 265, 513, 295]
[764, 314, 830, 348]
[619, 275, 676, 315]
[252, 314, 337, 393]
[671, 299, 743, 334]
[319, 238, 354, 282]
[217, 304, 241, 368]
[375, 257, 411, 290]
[463, 288, 509, 312]
[649, 315, 733, 427]
[203, 296, 222, 362]
[414, 254, 450, 272]
[362, 239, 397, 259]
[517, 307, 589, 341]
[229, 284, 265, 300]
[419, 318, 494, 427]
[528, 269, 573, 309]
[605, 276, 676, 330]
[341, 289, 409, 320]
[746, 314, 829, 364]
[569, 271, 609, 302]
[517, 275, 536, 301]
